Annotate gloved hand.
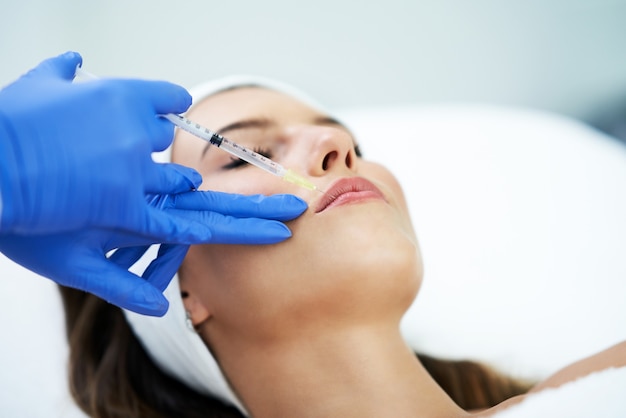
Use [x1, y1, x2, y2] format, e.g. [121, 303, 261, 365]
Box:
[0, 50, 196, 239]
[0, 189, 307, 316]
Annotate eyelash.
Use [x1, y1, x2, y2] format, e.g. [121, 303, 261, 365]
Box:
[222, 147, 273, 170]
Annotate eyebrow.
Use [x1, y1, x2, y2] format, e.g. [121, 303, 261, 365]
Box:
[200, 115, 351, 157]
[312, 116, 345, 129]
[217, 118, 274, 136]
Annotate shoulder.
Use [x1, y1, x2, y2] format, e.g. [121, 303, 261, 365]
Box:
[528, 340, 626, 394]
[476, 340, 626, 417]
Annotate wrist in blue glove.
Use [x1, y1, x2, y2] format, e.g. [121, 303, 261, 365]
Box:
[0, 51, 193, 238]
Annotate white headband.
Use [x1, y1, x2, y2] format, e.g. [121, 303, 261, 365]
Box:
[124, 75, 329, 415]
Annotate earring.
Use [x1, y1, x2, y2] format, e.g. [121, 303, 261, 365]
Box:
[185, 310, 196, 332]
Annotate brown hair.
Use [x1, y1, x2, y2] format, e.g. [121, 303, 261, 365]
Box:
[59, 286, 532, 417]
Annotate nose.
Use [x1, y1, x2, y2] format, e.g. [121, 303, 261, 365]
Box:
[294, 126, 357, 177]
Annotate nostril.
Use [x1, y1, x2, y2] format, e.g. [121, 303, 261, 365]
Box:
[345, 151, 353, 169]
[322, 151, 337, 171]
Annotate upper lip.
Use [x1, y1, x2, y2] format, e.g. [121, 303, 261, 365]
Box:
[315, 177, 386, 213]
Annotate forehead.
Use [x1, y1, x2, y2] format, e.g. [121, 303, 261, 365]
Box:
[184, 86, 325, 128]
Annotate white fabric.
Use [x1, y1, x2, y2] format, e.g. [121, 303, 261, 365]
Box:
[492, 366, 626, 417]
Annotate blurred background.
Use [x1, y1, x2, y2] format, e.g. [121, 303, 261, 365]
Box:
[1, 0, 625, 140]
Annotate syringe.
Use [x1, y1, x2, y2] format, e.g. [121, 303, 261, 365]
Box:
[162, 114, 322, 193]
[74, 67, 322, 193]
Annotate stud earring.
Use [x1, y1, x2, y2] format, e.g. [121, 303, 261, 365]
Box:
[185, 310, 196, 332]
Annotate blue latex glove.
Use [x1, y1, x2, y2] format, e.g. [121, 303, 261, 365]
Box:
[0, 190, 307, 316]
[0, 51, 197, 236]
[0, 51, 310, 314]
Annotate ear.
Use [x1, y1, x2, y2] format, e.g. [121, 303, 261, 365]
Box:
[180, 289, 211, 327]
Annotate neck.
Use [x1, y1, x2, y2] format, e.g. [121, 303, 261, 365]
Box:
[214, 324, 468, 418]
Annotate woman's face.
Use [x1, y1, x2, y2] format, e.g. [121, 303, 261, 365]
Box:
[172, 87, 423, 342]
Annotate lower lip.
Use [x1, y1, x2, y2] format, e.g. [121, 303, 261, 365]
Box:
[320, 190, 385, 212]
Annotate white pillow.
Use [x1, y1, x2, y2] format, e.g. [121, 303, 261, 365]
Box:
[337, 104, 626, 381]
[1, 104, 625, 415]
[0, 258, 85, 417]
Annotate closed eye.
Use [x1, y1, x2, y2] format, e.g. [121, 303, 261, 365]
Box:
[222, 147, 273, 170]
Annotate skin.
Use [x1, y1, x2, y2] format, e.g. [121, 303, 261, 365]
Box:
[171, 87, 626, 417]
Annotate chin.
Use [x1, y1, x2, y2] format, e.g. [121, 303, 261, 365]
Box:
[300, 205, 423, 324]
[361, 231, 423, 318]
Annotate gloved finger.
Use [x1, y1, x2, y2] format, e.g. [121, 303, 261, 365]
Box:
[106, 244, 186, 292]
[144, 163, 202, 195]
[108, 245, 152, 269]
[142, 244, 189, 292]
[170, 192, 308, 221]
[165, 209, 294, 244]
[28, 51, 83, 81]
[146, 194, 170, 211]
[126, 79, 192, 116]
[95, 215, 203, 249]
[129, 205, 213, 244]
[137, 205, 293, 245]
[145, 116, 177, 152]
[69, 255, 169, 316]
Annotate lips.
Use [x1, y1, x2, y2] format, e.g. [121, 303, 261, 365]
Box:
[315, 177, 386, 213]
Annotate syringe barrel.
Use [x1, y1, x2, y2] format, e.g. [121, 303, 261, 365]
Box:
[164, 113, 285, 176]
[162, 114, 222, 146]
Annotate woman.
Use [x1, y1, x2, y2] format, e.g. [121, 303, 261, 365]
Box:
[60, 76, 624, 418]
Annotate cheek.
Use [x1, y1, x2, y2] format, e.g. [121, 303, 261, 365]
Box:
[182, 202, 423, 339]
[180, 241, 323, 341]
